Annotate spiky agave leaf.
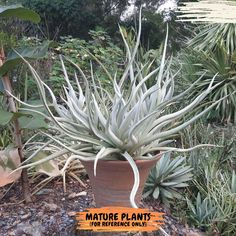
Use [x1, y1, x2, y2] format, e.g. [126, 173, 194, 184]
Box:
[143, 153, 193, 206]
[178, 45, 236, 123]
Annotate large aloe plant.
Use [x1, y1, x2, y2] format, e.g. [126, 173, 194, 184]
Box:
[12, 10, 225, 208]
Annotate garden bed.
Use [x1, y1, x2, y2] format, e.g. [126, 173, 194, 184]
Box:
[0, 177, 203, 236]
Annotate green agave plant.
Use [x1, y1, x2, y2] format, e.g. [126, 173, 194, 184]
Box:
[186, 192, 216, 227]
[143, 153, 193, 206]
[179, 45, 236, 123]
[11, 11, 225, 208]
[186, 168, 236, 235]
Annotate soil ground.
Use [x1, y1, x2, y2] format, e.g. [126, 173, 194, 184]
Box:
[0, 176, 203, 236]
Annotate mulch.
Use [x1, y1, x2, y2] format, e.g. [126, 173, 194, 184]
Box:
[0, 176, 203, 236]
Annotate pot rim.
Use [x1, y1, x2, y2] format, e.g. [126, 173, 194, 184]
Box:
[80, 155, 161, 164]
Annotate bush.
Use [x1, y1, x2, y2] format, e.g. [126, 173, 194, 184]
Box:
[20, 0, 129, 39]
[175, 121, 236, 235]
[186, 170, 236, 235]
[21, 0, 102, 38]
[178, 46, 236, 123]
[49, 29, 125, 94]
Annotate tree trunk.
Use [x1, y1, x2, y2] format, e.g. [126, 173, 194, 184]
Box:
[0, 47, 31, 203]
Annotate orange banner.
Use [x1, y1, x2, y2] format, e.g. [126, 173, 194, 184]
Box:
[76, 207, 165, 232]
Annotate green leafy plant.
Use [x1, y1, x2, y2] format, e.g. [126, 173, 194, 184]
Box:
[0, 4, 49, 202]
[186, 192, 216, 228]
[14, 11, 226, 208]
[187, 23, 236, 55]
[179, 121, 236, 181]
[178, 45, 236, 123]
[176, 121, 236, 235]
[0, 128, 11, 150]
[143, 153, 193, 206]
[21, 0, 128, 39]
[50, 30, 124, 94]
[186, 169, 236, 235]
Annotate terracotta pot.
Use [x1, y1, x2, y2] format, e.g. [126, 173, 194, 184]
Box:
[80, 158, 158, 207]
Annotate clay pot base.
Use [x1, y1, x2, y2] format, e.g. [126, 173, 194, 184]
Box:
[81, 158, 158, 208]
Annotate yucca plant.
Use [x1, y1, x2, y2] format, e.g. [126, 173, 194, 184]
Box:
[178, 44, 236, 123]
[176, 1, 236, 123]
[187, 23, 236, 55]
[143, 153, 193, 206]
[12, 10, 225, 208]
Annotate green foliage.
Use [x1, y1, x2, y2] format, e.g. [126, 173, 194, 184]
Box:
[0, 40, 50, 75]
[175, 122, 236, 235]
[0, 4, 40, 23]
[0, 4, 40, 49]
[0, 31, 17, 49]
[186, 170, 236, 235]
[178, 44, 236, 123]
[18, 114, 47, 130]
[186, 192, 216, 228]
[0, 3, 51, 109]
[50, 30, 124, 94]
[0, 129, 11, 150]
[0, 109, 14, 125]
[20, 0, 128, 39]
[188, 23, 236, 55]
[0, 107, 47, 129]
[143, 153, 193, 206]
[176, 21, 236, 123]
[0, 96, 12, 150]
[180, 122, 236, 183]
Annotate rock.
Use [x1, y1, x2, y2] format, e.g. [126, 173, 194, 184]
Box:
[185, 230, 206, 236]
[49, 216, 55, 224]
[12, 220, 20, 227]
[68, 191, 87, 199]
[15, 229, 27, 236]
[67, 211, 76, 216]
[35, 189, 54, 195]
[44, 203, 58, 212]
[8, 231, 15, 236]
[37, 211, 44, 217]
[19, 210, 25, 215]
[0, 220, 6, 227]
[20, 213, 31, 220]
[16, 221, 43, 236]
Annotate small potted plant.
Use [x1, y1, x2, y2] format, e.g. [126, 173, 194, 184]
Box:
[14, 11, 223, 208]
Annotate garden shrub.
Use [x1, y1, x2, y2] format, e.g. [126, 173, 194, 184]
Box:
[49, 29, 125, 94]
[174, 122, 236, 235]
